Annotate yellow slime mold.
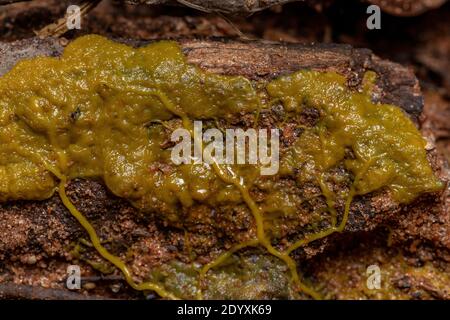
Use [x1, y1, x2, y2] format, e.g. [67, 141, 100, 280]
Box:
[0, 35, 443, 299]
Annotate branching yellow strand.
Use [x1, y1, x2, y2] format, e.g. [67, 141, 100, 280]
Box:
[45, 163, 180, 300]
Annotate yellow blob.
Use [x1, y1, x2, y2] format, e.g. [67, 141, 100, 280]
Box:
[0, 35, 443, 300]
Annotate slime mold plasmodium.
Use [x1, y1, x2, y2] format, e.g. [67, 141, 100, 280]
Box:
[0, 35, 443, 299]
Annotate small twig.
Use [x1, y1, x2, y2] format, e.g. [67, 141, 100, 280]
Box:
[176, 0, 211, 13]
[129, 0, 297, 15]
[0, 282, 110, 300]
[177, 0, 256, 39]
[36, 0, 101, 38]
[0, 0, 31, 5]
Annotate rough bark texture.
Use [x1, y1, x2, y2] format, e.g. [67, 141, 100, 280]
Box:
[0, 38, 447, 298]
[125, 0, 297, 13]
[0, 0, 448, 300]
[0, 282, 108, 299]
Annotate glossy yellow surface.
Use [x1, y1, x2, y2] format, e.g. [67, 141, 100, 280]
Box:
[0, 35, 443, 299]
[268, 71, 443, 202]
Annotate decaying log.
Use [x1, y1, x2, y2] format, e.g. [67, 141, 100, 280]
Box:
[0, 38, 447, 296]
[366, 0, 448, 16]
[0, 282, 108, 299]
